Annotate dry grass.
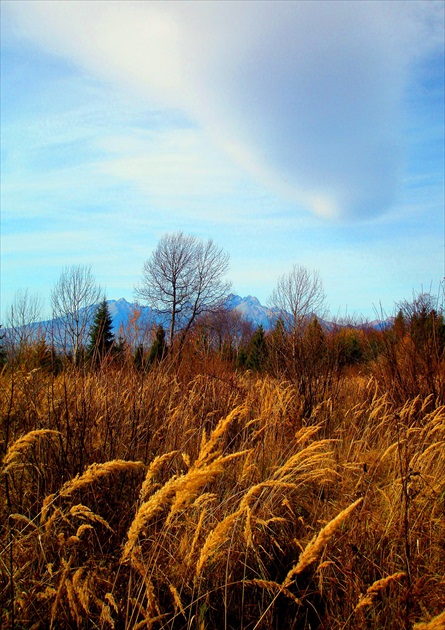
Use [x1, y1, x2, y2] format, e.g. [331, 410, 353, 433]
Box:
[1, 356, 444, 629]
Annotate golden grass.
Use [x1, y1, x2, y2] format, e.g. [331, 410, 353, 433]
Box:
[283, 498, 364, 586]
[58, 459, 145, 497]
[413, 611, 445, 630]
[354, 571, 407, 611]
[1, 359, 445, 629]
[2, 429, 60, 472]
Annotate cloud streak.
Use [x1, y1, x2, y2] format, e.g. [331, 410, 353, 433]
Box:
[3, 0, 443, 220]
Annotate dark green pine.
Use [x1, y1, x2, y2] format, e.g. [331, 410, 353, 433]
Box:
[88, 299, 114, 365]
[246, 325, 269, 372]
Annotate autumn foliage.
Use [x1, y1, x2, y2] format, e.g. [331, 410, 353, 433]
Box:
[1, 298, 445, 629]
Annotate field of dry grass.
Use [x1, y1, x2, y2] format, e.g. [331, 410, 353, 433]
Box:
[1, 353, 445, 629]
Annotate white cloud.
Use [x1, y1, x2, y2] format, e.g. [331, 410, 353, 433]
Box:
[3, 0, 443, 220]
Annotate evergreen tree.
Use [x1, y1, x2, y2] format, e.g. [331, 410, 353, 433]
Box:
[147, 325, 167, 366]
[133, 344, 146, 371]
[235, 345, 248, 369]
[268, 317, 287, 375]
[88, 299, 114, 365]
[393, 309, 406, 339]
[246, 325, 268, 372]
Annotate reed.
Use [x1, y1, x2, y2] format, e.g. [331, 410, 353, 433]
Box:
[59, 459, 145, 497]
[413, 611, 445, 630]
[354, 571, 407, 611]
[2, 429, 59, 472]
[1, 350, 444, 629]
[283, 498, 363, 585]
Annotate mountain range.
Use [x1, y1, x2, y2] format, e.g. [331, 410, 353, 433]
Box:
[6, 295, 390, 345]
[107, 294, 281, 333]
[106, 295, 390, 334]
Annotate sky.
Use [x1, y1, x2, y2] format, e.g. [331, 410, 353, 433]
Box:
[1, 0, 444, 322]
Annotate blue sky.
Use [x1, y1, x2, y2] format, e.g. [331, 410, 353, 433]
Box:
[1, 0, 444, 321]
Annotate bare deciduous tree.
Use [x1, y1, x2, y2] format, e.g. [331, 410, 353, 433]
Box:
[135, 232, 231, 348]
[269, 265, 331, 415]
[5, 289, 45, 359]
[51, 265, 101, 363]
[270, 264, 326, 334]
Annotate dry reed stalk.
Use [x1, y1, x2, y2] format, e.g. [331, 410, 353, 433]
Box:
[36, 586, 57, 601]
[272, 440, 335, 481]
[2, 429, 60, 472]
[166, 450, 249, 525]
[50, 558, 72, 628]
[247, 579, 301, 606]
[123, 408, 249, 562]
[105, 592, 119, 614]
[414, 441, 445, 466]
[43, 506, 62, 531]
[122, 475, 178, 561]
[65, 570, 84, 625]
[185, 507, 207, 565]
[169, 584, 186, 619]
[182, 452, 191, 468]
[72, 567, 90, 614]
[196, 405, 247, 466]
[239, 480, 299, 512]
[368, 397, 391, 423]
[192, 492, 217, 508]
[316, 560, 334, 595]
[129, 553, 160, 618]
[9, 513, 38, 528]
[381, 441, 399, 461]
[413, 611, 445, 629]
[243, 504, 253, 546]
[139, 451, 179, 501]
[99, 603, 115, 628]
[294, 423, 323, 445]
[59, 459, 145, 497]
[123, 450, 247, 561]
[69, 504, 111, 530]
[133, 613, 169, 630]
[283, 498, 363, 586]
[75, 524, 93, 537]
[354, 572, 406, 611]
[195, 507, 243, 576]
[41, 493, 56, 524]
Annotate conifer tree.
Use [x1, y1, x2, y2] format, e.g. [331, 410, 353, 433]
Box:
[246, 325, 268, 372]
[268, 317, 287, 375]
[88, 299, 114, 365]
[147, 324, 167, 366]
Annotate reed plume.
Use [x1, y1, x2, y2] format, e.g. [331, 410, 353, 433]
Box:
[59, 460, 145, 497]
[195, 508, 243, 576]
[354, 572, 406, 611]
[413, 611, 445, 630]
[122, 408, 249, 562]
[283, 498, 363, 585]
[2, 429, 60, 472]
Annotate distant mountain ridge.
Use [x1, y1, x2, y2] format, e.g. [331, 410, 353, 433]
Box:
[106, 294, 280, 333]
[9, 295, 392, 343]
[105, 295, 392, 333]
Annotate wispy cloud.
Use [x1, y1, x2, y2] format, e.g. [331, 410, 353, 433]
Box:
[4, 0, 443, 220]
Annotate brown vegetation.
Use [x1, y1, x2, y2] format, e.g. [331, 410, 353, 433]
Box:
[1, 309, 445, 629]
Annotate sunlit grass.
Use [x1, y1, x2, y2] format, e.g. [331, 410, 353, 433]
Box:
[1, 354, 444, 629]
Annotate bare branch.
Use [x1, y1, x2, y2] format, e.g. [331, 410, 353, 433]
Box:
[51, 265, 101, 363]
[269, 264, 326, 333]
[135, 232, 231, 347]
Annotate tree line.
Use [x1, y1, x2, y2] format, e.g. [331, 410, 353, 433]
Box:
[2, 231, 445, 408]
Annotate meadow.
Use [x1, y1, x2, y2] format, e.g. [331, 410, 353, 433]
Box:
[1, 314, 445, 629]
